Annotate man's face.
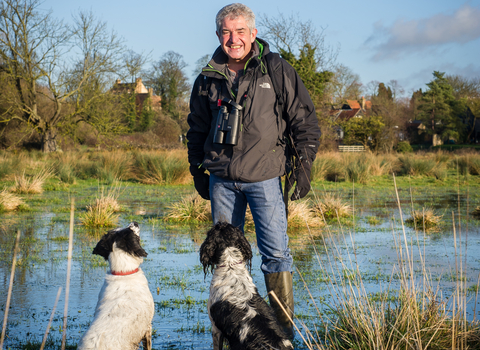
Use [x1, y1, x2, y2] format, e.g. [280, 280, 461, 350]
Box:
[216, 15, 257, 65]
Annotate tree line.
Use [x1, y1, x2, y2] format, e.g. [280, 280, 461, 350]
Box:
[1, 0, 479, 153]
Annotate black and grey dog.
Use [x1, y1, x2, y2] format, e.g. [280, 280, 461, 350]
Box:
[200, 222, 293, 350]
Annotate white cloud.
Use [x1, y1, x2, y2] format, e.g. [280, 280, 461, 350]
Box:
[366, 3, 480, 61]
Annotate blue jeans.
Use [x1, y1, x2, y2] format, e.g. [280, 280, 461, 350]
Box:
[209, 174, 293, 274]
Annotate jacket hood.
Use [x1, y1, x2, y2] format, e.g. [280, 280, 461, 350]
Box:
[202, 37, 271, 77]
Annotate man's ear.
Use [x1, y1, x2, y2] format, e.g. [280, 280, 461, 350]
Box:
[250, 28, 258, 42]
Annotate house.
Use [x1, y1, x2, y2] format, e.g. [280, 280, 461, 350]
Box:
[329, 97, 372, 140]
[111, 78, 162, 113]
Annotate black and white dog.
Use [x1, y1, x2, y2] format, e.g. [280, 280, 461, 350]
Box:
[78, 222, 154, 350]
[200, 222, 293, 350]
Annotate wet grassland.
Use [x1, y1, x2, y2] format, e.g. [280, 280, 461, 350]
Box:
[1, 149, 480, 349]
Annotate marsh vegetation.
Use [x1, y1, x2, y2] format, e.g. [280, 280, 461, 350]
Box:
[1, 149, 480, 349]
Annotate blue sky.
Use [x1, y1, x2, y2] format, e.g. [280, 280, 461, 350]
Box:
[41, 0, 480, 97]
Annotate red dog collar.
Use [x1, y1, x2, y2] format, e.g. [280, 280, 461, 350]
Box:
[111, 268, 139, 276]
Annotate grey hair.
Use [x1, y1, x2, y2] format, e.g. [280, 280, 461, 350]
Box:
[216, 3, 256, 33]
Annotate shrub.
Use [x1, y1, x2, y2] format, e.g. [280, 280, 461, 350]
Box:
[396, 141, 413, 153]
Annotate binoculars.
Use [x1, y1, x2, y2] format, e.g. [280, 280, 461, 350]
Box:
[213, 99, 243, 146]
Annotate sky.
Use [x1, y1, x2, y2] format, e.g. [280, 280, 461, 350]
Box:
[40, 0, 480, 98]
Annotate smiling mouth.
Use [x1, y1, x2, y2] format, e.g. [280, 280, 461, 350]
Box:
[229, 45, 242, 49]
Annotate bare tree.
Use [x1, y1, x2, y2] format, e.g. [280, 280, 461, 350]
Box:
[258, 13, 338, 72]
[387, 80, 405, 100]
[193, 54, 210, 78]
[446, 74, 480, 99]
[121, 49, 151, 82]
[326, 64, 362, 104]
[364, 80, 380, 100]
[0, 0, 125, 152]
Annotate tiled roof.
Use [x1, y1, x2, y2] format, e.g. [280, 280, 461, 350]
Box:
[337, 108, 361, 121]
[346, 100, 361, 109]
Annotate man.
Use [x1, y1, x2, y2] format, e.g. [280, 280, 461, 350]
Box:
[187, 3, 320, 338]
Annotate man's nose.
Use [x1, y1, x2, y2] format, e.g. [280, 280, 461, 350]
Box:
[228, 32, 238, 43]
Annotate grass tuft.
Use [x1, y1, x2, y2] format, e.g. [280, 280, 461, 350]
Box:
[0, 189, 27, 211]
[314, 192, 352, 219]
[80, 185, 122, 227]
[287, 200, 324, 228]
[163, 193, 211, 222]
[472, 206, 480, 219]
[12, 168, 53, 194]
[406, 208, 442, 230]
[133, 150, 191, 185]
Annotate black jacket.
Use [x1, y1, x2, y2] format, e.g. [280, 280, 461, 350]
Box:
[187, 38, 320, 182]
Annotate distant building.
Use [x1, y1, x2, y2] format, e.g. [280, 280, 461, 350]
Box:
[111, 78, 162, 113]
[329, 97, 372, 140]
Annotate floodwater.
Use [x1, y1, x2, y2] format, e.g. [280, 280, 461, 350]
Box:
[1, 183, 479, 349]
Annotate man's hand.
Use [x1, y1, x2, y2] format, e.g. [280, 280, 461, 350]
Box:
[290, 160, 312, 201]
[190, 164, 210, 200]
[194, 173, 210, 200]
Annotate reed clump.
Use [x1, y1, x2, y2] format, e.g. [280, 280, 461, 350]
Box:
[472, 206, 480, 219]
[314, 193, 352, 219]
[94, 151, 134, 184]
[0, 189, 27, 211]
[163, 193, 211, 222]
[455, 153, 480, 176]
[287, 200, 324, 228]
[406, 208, 442, 230]
[80, 186, 122, 227]
[398, 154, 445, 177]
[12, 168, 53, 194]
[132, 150, 191, 185]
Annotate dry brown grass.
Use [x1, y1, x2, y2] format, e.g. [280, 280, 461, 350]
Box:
[243, 200, 323, 229]
[406, 208, 443, 231]
[287, 200, 324, 228]
[0, 189, 26, 211]
[163, 193, 211, 222]
[314, 192, 352, 219]
[12, 168, 53, 194]
[79, 185, 123, 227]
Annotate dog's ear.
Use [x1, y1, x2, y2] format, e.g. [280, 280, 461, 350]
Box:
[116, 230, 148, 258]
[93, 231, 116, 260]
[199, 225, 220, 275]
[232, 227, 253, 263]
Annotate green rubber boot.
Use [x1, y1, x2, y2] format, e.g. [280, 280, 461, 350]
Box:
[264, 271, 294, 339]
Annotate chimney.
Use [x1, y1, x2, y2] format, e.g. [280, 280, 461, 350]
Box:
[362, 96, 365, 110]
[148, 88, 153, 96]
[116, 79, 121, 84]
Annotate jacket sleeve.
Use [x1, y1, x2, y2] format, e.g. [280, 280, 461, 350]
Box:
[187, 75, 211, 175]
[282, 60, 321, 163]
